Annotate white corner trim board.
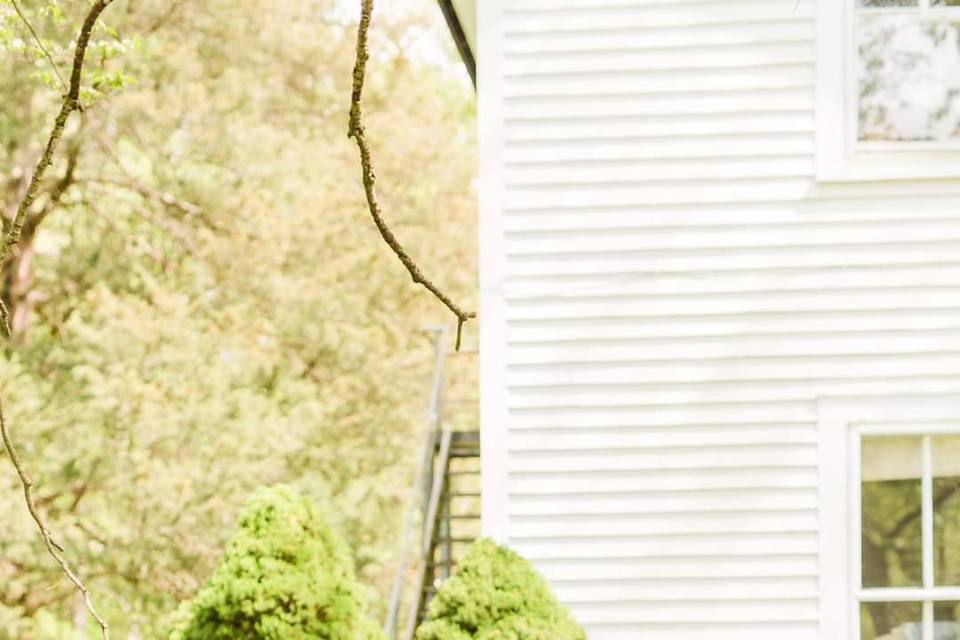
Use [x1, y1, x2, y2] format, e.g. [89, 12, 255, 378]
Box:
[477, 0, 509, 544]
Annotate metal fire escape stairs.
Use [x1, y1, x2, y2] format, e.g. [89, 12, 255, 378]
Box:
[384, 325, 481, 640]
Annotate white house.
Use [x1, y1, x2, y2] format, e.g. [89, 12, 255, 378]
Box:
[441, 1, 960, 639]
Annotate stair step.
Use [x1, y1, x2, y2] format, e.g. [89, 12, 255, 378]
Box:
[434, 536, 476, 543]
[428, 559, 457, 568]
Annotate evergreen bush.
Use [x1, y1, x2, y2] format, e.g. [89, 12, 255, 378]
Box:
[169, 484, 383, 640]
[415, 538, 586, 640]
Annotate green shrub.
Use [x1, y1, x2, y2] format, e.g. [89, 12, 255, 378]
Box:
[415, 538, 586, 640]
[168, 484, 383, 640]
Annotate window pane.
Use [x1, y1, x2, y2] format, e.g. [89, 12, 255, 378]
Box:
[933, 436, 960, 586]
[858, 16, 960, 141]
[935, 602, 960, 640]
[861, 601, 922, 640]
[862, 436, 923, 588]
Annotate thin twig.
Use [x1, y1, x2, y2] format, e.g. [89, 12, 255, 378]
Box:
[0, 2, 115, 638]
[9, 0, 68, 92]
[0, 400, 110, 638]
[347, 0, 474, 351]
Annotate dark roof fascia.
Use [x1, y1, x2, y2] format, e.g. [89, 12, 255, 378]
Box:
[437, 0, 476, 89]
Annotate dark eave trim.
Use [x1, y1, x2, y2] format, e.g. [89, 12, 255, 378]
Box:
[437, 0, 476, 89]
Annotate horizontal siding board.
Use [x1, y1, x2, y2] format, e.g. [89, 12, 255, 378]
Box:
[505, 179, 815, 208]
[506, 287, 960, 321]
[569, 601, 818, 626]
[505, 219, 960, 253]
[507, 308, 960, 342]
[512, 531, 818, 560]
[507, 133, 814, 163]
[588, 633, 813, 640]
[509, 467, 818, 495]
[505, 42, 813, 75]
[504, 263, 960, 298]
[504, 65, 813, 98]
[507, 376, 960, 409]
[532, 554, 818, 581]
[506, 155, 815, 183]
[584, 628, 817, 640]
[552, 576, 819, 603]
[508, 0, 782, 8]
[505, 113, 813, 144]
[503, 1, 812, 33]
[508, 424, 815, 450]
[506, 329, 960, 364]
[503, 196, 960, 231]
[509, 400, 816, 427]
[507, 443, 817, 472]
[506, 352, 960, 387]
[506, 88, 814, 119]
[510, 510, 818, 537]
[505, 241, 960, 276]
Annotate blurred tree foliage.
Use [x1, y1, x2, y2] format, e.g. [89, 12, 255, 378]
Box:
[0, 0, 477, 638]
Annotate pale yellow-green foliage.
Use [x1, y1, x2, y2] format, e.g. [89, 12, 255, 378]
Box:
[0, 1, 476, 638]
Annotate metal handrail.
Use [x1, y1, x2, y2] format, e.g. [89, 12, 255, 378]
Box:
[403, 428, 453, 640]
[384, 325, 449, 639]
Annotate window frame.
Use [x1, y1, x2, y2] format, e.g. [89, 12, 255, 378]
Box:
[815, 0, 960, 181]
[818, 396, 960, 640]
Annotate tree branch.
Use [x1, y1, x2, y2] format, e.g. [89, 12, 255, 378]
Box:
[0, 2, 116, 638]
[347, 0, 474, 350]
[0, 399, 110, 638]
[0, 0, 114, 266]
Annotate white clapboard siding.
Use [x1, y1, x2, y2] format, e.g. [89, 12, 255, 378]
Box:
[508, 377, 960, 408]
[508, 491, 818, 518]
[509, 465, 819, 494]
[506, 88, 815, 119]
[532, 553, 819, 581]
[478, 0, 960, 637]
[510, 510, 819, 538]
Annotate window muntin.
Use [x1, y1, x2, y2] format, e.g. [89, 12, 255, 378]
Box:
[857, 433, 960, 640]
[856, 0, 960, 144]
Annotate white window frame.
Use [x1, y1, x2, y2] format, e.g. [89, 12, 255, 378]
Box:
[819, 396, 960, 639]
[815, 0, 960, 181]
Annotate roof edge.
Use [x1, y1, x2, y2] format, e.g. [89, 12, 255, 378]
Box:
[437, 0, 476, 89]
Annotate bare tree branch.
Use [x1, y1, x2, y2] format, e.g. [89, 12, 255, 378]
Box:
[347, 0, 475, 350]
[83, 179, 200, 254]
[9, 0, 68, 92]
[0, 399, 110, 638]
[0, 0, 115, 266]
[0, 2, 116, 638]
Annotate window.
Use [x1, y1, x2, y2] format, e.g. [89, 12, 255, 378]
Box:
[818, 398, 960, 640]
[857, 432, 960, 640]
[815, 0, 960, 179]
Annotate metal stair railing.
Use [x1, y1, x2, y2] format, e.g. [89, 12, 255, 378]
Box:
[403, 427, 453, 640]
[384, 326, 481, 640]
[384, 326, 448, 639]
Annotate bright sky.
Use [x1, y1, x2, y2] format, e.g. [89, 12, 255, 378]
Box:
[332, 0, 462, 72]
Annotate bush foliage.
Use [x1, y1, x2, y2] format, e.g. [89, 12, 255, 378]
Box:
[169, 485, 383, 640]
[415, 539, 586, 640]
